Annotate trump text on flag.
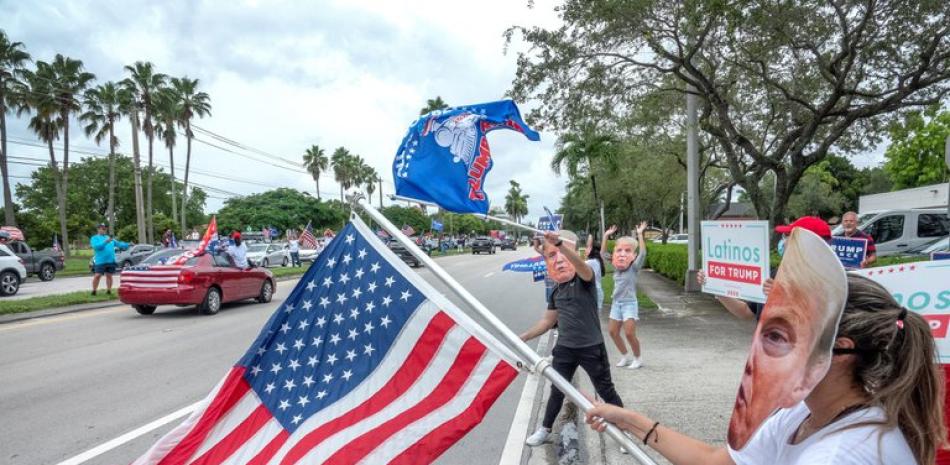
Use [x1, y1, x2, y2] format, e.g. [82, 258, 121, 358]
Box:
[701, 221, 770, 303]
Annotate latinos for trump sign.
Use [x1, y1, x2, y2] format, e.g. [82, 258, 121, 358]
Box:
[701, 221, 771, 303]
[858, 260, 950, 364]
[831, 236, 867, 269]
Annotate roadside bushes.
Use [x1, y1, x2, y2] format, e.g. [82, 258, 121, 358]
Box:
[644, 243, 689, 285]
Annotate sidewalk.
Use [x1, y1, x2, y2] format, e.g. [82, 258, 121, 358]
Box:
[526, 270, 754, 464]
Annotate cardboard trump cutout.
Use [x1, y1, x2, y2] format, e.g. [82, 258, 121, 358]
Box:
[727, 228, 848, 450]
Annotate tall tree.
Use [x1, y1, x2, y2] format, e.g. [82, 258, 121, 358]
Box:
[884, 108, 950, 189]
[124, 61, 166, 243]
[154, 88, 180, 226]
[0, 31, 29, 226]
[81, 81, 126, 235]
[551, 128, 615, 234]
[119, 81, 147, 243]
[302, 144, 328, 199]
[504, 179, 529, 224]
[419, 96, 449, 115]
[169, 76, 210, 231]
[331, 147, 353, 201]
[511, 1, 950, 227]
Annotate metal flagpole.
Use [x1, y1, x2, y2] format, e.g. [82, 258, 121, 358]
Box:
[356, 195, 657, 463]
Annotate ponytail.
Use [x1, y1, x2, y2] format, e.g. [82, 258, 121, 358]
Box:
[838, 275, 947, 465]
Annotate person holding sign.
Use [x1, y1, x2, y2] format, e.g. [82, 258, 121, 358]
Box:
[602, 222, 648, 369]
[586, 269, 945, 465]
[835, 211, 877, 268]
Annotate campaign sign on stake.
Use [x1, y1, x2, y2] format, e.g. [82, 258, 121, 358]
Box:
[858, 260, 950, 364]
[831, 236, 868, 269]
[933, 251, 950, 261]
[701, 220, 770, 303]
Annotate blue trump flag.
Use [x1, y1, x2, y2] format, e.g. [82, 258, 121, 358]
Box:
[431, 219, 444, 232]
[393, 99, 540, 214]
[503, 256, 547, 282]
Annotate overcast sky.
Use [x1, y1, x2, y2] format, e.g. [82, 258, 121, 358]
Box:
[2, 0, 888, 221]
[2, 0, 568, 220]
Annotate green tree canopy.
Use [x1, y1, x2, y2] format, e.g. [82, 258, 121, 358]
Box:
[215, 188, 347, 235]
[884, 108, 950, 189]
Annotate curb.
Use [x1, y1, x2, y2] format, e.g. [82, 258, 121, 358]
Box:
[0, 274, 305, 325]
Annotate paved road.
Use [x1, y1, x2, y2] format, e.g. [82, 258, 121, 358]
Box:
[0, 247, 544, 465]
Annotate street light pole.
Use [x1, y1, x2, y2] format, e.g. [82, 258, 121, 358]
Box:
[685, 85, 701, 291]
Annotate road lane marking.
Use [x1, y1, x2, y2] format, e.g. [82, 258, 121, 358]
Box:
[55, 401, 201, 465]
[498, 332, 551, 465]
[0, 306, 127, 332]
[483, 272, 495, 278]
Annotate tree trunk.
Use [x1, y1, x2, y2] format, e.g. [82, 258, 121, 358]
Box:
[107, 121, 116, 236]
[0, 90, 16, 226]
[47, 139, 70, 257]
[169, 143, 177, 228]
[146, 119, 154, 244]
[315, 176, 321, 200]
[340, 185, 344, 202]
[378, 179, 383, 208]
[61, 110, 71, 257]
[130, 113, 146, 244]
[181, 121, 191, 231]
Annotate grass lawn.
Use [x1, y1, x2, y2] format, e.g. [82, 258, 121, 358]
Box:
[59, 257, 93, 277]
[0, 291, 117, 315]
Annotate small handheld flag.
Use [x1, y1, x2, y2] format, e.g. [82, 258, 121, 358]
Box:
[393, 99, 540, 214]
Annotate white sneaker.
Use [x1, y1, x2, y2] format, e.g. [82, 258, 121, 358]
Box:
[627, 358, 642, 369]
[525, 427, 552, 446]
[616, 356, 633, 367]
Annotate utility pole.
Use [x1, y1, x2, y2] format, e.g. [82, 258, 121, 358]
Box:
[685, 85, 701, 292]
[945, 136, 949, 243]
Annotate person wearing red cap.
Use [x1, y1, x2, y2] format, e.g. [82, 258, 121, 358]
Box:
[698, 216, 833, 320]
[224, 231, 249, 268]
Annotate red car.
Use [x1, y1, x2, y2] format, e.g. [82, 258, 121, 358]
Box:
[119, 251, 275, 315]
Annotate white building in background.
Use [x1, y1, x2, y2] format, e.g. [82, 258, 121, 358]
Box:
[859, 182, 949, 213]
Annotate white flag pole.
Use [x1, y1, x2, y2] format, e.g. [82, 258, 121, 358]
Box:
[356, 194, 655, 463]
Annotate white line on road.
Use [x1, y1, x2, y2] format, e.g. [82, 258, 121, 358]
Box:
[498, 332, 551, 465]
[483, 272, 495, 278]
[55, 401, 200, 465]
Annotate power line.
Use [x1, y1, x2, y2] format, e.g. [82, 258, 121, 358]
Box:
[192, 125, 301, 168]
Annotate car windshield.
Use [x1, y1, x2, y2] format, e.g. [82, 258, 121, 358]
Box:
[923, 238, 950, 254]
[247, 244, 268, 253]
[141, 249, 185, 265]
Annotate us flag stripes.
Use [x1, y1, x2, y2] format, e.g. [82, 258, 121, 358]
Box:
[133, 216, 519, 465]
[299, 222, 318, 250]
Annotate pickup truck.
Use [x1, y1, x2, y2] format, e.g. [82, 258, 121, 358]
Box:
[5, 240, 65, 281]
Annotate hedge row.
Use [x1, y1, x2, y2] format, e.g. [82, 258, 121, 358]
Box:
[642, 243, 930, 285]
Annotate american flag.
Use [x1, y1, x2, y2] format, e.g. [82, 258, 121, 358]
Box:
[173, 217, 217, 266]
[299, 222, 318, 250]
[401, 224, 415, 236]
[134, 216, 518, 465]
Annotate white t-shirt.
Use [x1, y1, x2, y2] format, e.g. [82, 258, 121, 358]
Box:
[288, 240, 300, 253]
[226, 242, 249, 268]
[729, 402, 915, 465]
[585, 258, 604, 284]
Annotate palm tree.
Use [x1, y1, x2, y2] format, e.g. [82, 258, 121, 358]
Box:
[420, 96, 449, 115]
[331, 147, 352, 201]
[81, 82, 126, 235]
[118, 81, 146, 244]
[17, 67, 67, 253]
[363, 166, 380, 202]
[169, 76, 210, 231]
[154, 88, 180, 226]
[0, 31, 30, 226]
[504, 180, 529, 225]
[551, 128, 616, 234]
[124, 62, 166, 243]
[302, 144, 328, 200]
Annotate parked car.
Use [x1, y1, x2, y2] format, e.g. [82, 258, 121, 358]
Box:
[88, 244, 158, 272]
[119, 252, 275, 315]
[388, 241, 421, 267]
[832, 209, 949, 257]
[0, 244, 27, 296]
[500, 238, 517, 250]
[5, 240, 65, 281]
[472, 237, 495, 254]
[246, 243, 290, 267]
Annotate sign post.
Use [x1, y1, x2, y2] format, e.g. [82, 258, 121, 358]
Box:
[700, 220, 771, 303]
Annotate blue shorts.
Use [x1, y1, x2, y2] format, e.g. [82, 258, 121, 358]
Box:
[94, 262, 117, 275]
[609, 301, 639, 321]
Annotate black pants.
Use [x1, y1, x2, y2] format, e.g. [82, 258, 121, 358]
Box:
[542, 343, 623, 428]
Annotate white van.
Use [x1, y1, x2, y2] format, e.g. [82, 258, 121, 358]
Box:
[839, 209, 950, 257]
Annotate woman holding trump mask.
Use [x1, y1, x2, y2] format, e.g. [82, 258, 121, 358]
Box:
[585, 228, 946, 465]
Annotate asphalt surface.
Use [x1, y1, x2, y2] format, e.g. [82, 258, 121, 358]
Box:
[0, 247, 545, 465]
[10, 274, 96, 300]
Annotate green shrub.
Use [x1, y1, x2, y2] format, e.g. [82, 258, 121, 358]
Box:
[644, 243, 689, 285]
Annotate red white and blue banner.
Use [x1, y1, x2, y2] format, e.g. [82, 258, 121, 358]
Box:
[134, 216, 519, 465]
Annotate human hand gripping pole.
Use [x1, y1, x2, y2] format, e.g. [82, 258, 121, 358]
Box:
[352, 194, 657, 464]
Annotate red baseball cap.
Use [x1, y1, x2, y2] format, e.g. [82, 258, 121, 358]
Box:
[231, 231, 242, 239]
[774, 216, 831, 239]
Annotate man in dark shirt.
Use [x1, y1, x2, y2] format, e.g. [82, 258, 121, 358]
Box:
[837, 211, 877, 268]
[520, 230, 624, 447]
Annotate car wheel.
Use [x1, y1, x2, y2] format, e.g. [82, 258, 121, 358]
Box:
[0, 271, 19, 296]
[262, 258, 269, 268]
[39, 263, 55, 281]
[282, 257, 289, 267]
[134, 304, 157, 315]
[200, 287, 222, 315]
[257, 280, 273, 303]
